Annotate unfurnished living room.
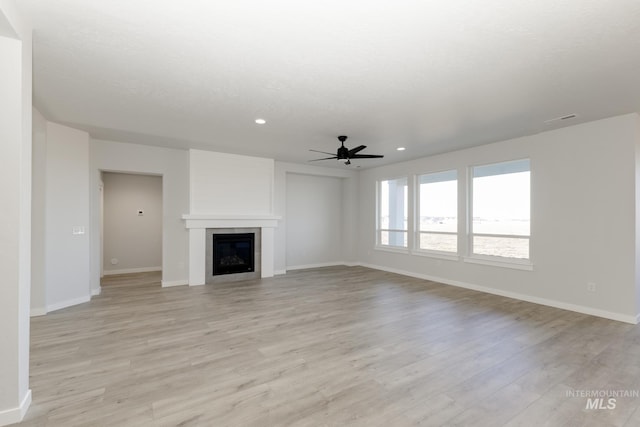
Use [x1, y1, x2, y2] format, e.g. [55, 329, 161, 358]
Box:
[2, 1, 640, 426]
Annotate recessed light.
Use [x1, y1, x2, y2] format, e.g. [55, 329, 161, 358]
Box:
[255, 118, 266, 125]
[396, 147, 406, 151]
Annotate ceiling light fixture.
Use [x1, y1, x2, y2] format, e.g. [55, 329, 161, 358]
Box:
[255, 118, 266, 124]
[396, 147, 406, 151]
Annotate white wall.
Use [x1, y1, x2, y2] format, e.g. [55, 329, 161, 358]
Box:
[0, 0, 31, 424]
[357, 114, 640, 323]
[90, 140, 189, 288]
[102, 172, 162, 274]
[189, 150, 274, 215]
[636, 115, 640, 323]
[30, 108, 46, 315]
[286, 173, 344, 269]
[274, 162, 358, 274]
[44, 122, 91, 312]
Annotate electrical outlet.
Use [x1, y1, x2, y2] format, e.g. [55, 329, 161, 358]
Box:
[587, 282, 596, 292]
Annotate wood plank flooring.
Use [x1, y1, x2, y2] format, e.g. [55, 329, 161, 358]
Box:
[15, 266, 640, 426]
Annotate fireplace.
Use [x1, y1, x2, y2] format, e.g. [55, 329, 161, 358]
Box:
[204, 227, 261, 283]
[212, 233, 255, 275]
[182, 215, 280, 286]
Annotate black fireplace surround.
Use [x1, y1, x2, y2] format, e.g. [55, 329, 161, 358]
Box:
[212, 233, 255, 276]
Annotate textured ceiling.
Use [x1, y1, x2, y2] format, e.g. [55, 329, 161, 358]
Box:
[19, 0, 640, 168]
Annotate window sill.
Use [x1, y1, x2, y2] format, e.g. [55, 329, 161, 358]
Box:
[374, 245, 409, 254]
[412, 250, 460, 262]
[463, 256, 533, 271]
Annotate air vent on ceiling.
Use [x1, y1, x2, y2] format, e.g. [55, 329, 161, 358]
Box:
[544, 114, 578, 124]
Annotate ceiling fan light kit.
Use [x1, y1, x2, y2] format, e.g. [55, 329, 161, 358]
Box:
[309, 135, 384, 165]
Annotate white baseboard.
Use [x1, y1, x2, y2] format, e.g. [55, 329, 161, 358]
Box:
[0, 389, 31, 426]
[103, 266, 162, 275]
[358, 262, 638, 325]
[32, 289, 101, 317]
[276, 263, 359, 276]
[161, 279, 188, 288]
[47, 295, 91, 313]
[30, 307, 47, 317]
[286, 262, 346, 271]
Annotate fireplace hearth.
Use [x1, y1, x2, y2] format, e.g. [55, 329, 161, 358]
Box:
[213, 233, 255, 275]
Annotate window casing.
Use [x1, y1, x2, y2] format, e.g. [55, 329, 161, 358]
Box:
[470, 159, 530, 261]
[377, 177, 408, 248]
[417, 170, 457, 254]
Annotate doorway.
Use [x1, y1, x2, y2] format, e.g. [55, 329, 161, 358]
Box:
[101, 172, 163, 280]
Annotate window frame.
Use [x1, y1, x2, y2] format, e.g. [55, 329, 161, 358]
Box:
[375, 176, 409, 251]
[414, 169, 459, 258]
[466, 158, 532, 269]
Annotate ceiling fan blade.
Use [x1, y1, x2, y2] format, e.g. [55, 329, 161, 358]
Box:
[348, 145, 367, 156]
[309, 149, 336, 155]
[350, 154, 384, 159]
[308, 156, 338, 161]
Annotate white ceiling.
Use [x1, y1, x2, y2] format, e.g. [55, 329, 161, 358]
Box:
[19, 0, 640, 168]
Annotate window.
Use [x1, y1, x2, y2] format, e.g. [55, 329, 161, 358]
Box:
[417, 170, 457, 253]
[471, 159, 530, 260]
[377, 177, 408, 248]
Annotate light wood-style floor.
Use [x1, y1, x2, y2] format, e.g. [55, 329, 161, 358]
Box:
[16, 266, 640, 426]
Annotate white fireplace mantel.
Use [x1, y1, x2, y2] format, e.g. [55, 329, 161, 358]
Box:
[182, 214, 281, 286]
[182, 214, 280, 229]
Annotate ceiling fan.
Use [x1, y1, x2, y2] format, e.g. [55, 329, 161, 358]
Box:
[309, 136, 384, 165]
